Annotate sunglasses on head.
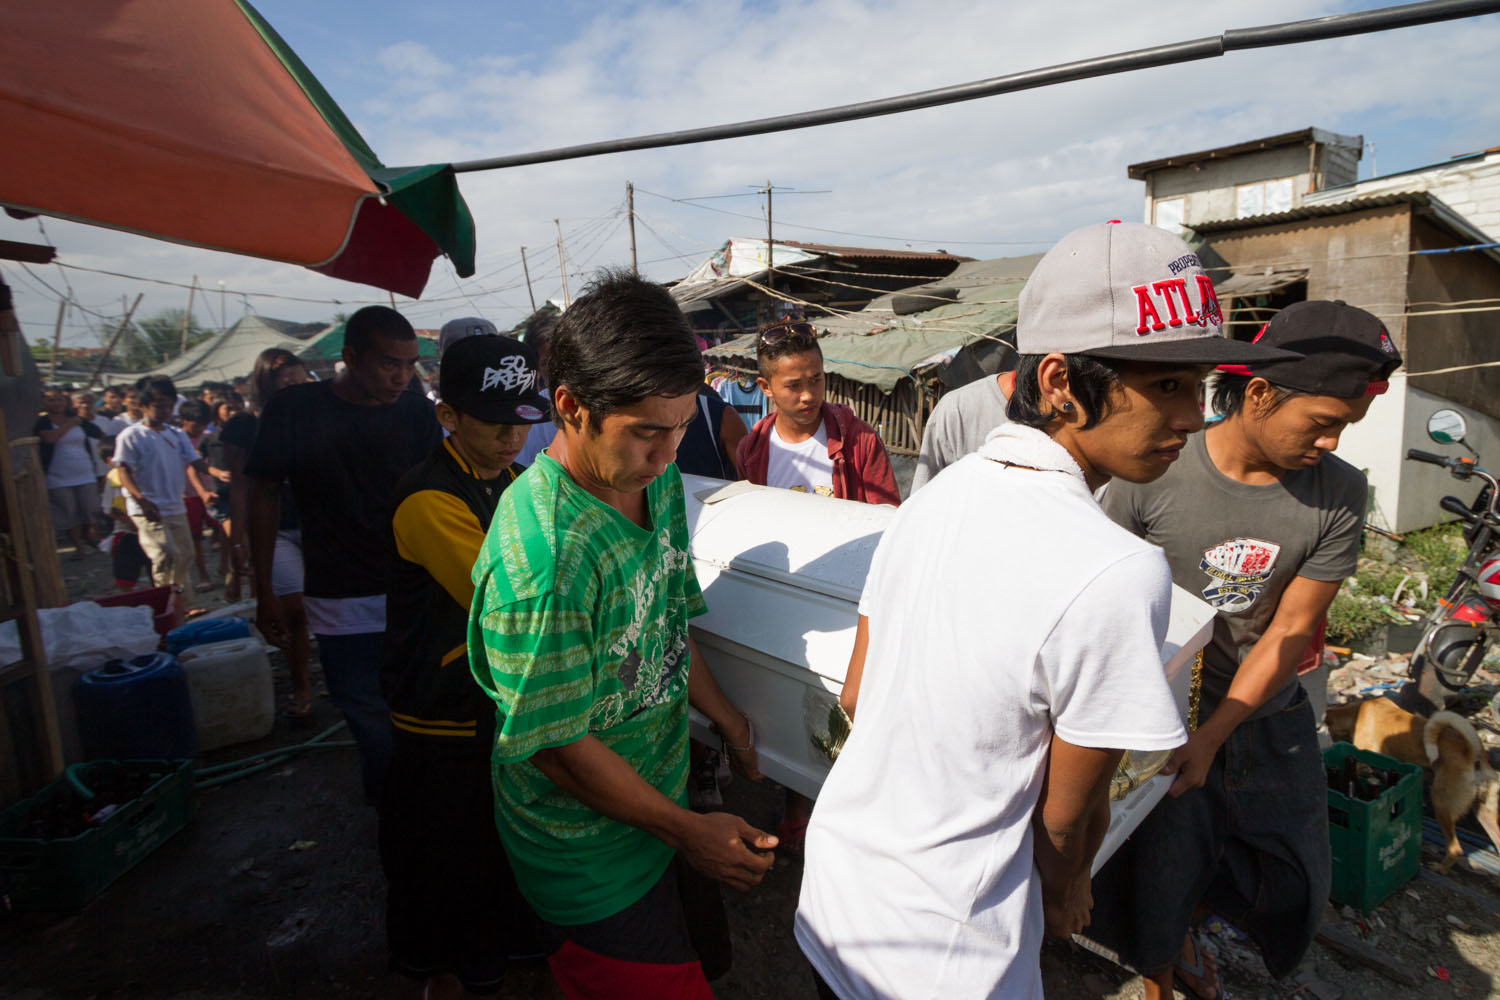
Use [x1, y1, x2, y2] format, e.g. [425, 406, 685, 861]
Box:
[758, 321, 815, 346]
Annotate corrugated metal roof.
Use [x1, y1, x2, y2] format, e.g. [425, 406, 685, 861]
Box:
[774, 239, 974, 262]
[705, 253, 1040, 392]
[1212, 269, 1307, 297]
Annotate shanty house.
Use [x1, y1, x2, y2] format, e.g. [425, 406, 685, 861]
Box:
[1130, 129, 1500, 532]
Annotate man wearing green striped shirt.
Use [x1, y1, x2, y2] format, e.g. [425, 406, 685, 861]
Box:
[468, 270, 775, 999]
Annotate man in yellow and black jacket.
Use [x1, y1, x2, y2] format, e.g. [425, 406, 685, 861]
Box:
[377, 333, 553, 1000]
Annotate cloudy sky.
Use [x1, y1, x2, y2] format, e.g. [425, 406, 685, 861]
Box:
[6, 0, 1499, 348]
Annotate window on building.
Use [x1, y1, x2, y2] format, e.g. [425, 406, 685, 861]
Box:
[1153, 197, 1185, 232]
[1235, 177, 1295, 219]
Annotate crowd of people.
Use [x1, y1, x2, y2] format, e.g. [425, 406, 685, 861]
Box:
[37, 218, 1406, 999]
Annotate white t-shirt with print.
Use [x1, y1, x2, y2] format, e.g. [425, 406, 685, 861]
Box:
[795, 424, 1187, 1000]
[765, 421, 834, 496]
[113, 422, 199, 517]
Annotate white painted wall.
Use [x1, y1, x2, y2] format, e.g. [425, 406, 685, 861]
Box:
[1333, 374, 1500, 533]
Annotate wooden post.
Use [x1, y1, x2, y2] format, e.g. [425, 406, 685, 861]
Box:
[90, 292, 144, 381]
[0, 409, 64, 799]
[520, 247, 538, 313]
[179, 276, 196, 356]
[627, 181, 638, 276]
[49, 299, 65, 381]
[555, 220, 572, 308]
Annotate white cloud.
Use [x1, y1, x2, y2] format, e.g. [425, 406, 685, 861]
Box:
[8, 0, 1500, 351]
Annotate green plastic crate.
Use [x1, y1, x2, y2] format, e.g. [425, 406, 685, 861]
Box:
[1325, 743, 1422, 913]
[0, 759, 195, 912]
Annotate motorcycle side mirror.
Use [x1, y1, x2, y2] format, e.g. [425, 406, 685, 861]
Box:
[1428, 409, 1469, 445]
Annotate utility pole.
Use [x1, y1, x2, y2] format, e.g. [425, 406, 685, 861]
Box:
[761, 179, 775, 295]
[91, 292, 144, 381]
[217, 280, 226, 332]
[49, 300, 65, 380]
[555, 219, 572, 308]
[388, 291, 397, 310]
[626, 181, 638, 275]
[519, 246, 538, 313]
[179, 276, 196, 355]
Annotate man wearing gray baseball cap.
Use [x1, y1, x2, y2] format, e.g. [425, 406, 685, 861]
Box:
[796, 222, 1294, 1000]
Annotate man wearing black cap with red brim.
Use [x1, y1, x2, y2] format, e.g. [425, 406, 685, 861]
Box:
[1090, 300, 1401, 1000]
[378, 334, 552, 1000]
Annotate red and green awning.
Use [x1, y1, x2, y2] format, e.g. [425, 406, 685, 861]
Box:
[0, 1, 475, 298]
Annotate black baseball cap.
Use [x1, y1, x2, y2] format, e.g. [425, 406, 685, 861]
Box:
[439, 335, 551, 424]
[1217, 300, 1402, 397]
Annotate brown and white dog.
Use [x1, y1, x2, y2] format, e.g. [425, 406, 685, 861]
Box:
[1326, 697, 1500, 880]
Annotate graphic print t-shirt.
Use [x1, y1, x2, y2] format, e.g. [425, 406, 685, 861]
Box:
[468, 454, 707, 924]
[1103, 431, 1365, 717]
[765, 422, 834, 496]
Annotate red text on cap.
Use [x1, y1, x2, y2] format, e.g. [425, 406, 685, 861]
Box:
[1133, 276, 1222, 334]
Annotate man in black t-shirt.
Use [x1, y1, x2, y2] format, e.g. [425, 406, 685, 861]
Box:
[245, 306, 440, 805]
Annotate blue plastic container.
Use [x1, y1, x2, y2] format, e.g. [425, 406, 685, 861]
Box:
[74, 653, 198, 761]
[165, 617, 250, 655]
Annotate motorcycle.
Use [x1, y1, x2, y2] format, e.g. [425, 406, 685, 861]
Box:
[1398, 409, 1500, 715]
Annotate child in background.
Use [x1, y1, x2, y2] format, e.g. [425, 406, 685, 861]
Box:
[98, 437, 150, 591]
[177, 399, 225, 593]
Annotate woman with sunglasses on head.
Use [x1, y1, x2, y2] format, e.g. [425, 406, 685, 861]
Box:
[223, 348, 315, 717]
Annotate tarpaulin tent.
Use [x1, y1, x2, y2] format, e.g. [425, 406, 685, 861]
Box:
[0, 1, 475, 298]
[101, 315, 324, 389]
[298, 322, 438, 364]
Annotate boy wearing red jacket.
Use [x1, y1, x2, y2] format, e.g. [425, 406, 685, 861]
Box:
[736, 323, 899, 506]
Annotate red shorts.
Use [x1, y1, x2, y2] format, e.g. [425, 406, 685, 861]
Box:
[545, 856, 728, 1000]
[184, 495, 219, 535]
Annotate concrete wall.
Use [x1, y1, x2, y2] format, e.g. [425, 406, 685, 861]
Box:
[1404, 215, 1500, 419]
[1146, 145, 1314, 227]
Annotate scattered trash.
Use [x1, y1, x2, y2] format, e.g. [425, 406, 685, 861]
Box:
[1445, 913, 1471, 931]
[226, 857, 255, 877]
[287, 840, 316, 852]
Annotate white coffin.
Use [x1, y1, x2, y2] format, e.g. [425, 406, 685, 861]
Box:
[681, 475, 1214, 869]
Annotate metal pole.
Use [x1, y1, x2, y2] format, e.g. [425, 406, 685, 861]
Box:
[180, 276, 196, 356]
[764, 180, 774, 296]
[49, 299, 65, 381]
[449, 0, 1500, 173]
[520, 247, 538, 313]
[627, 181, 638, 275]
[91, 292, 144, 381]
[555, 220, 572, 308]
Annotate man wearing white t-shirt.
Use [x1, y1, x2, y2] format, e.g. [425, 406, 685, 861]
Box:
[114, 377, 214, 595]
[795, 222, 1298, 999]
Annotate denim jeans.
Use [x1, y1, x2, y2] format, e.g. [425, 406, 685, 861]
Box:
[316, 631, 394, 805]
[1088, 687, 1330, 979]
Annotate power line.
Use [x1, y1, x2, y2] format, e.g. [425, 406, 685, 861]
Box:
[449, 1, 1500, 172]
[635, 187, 1049, 246]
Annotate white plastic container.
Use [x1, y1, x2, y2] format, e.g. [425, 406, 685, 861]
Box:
[177, 637, 275, 751]
[680, 474, 1215, 871]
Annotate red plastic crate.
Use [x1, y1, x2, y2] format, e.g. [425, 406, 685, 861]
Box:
[94, 586, 177, 638]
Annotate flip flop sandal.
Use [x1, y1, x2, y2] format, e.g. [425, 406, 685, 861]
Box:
[285, 696, 313, 719]
[1172, 932, 1227, 1000]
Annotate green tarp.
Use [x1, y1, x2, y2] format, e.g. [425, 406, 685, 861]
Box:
[705, 253, 1041, 392]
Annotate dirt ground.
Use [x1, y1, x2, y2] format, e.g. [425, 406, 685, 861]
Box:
[4, 540, 1500, 998]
